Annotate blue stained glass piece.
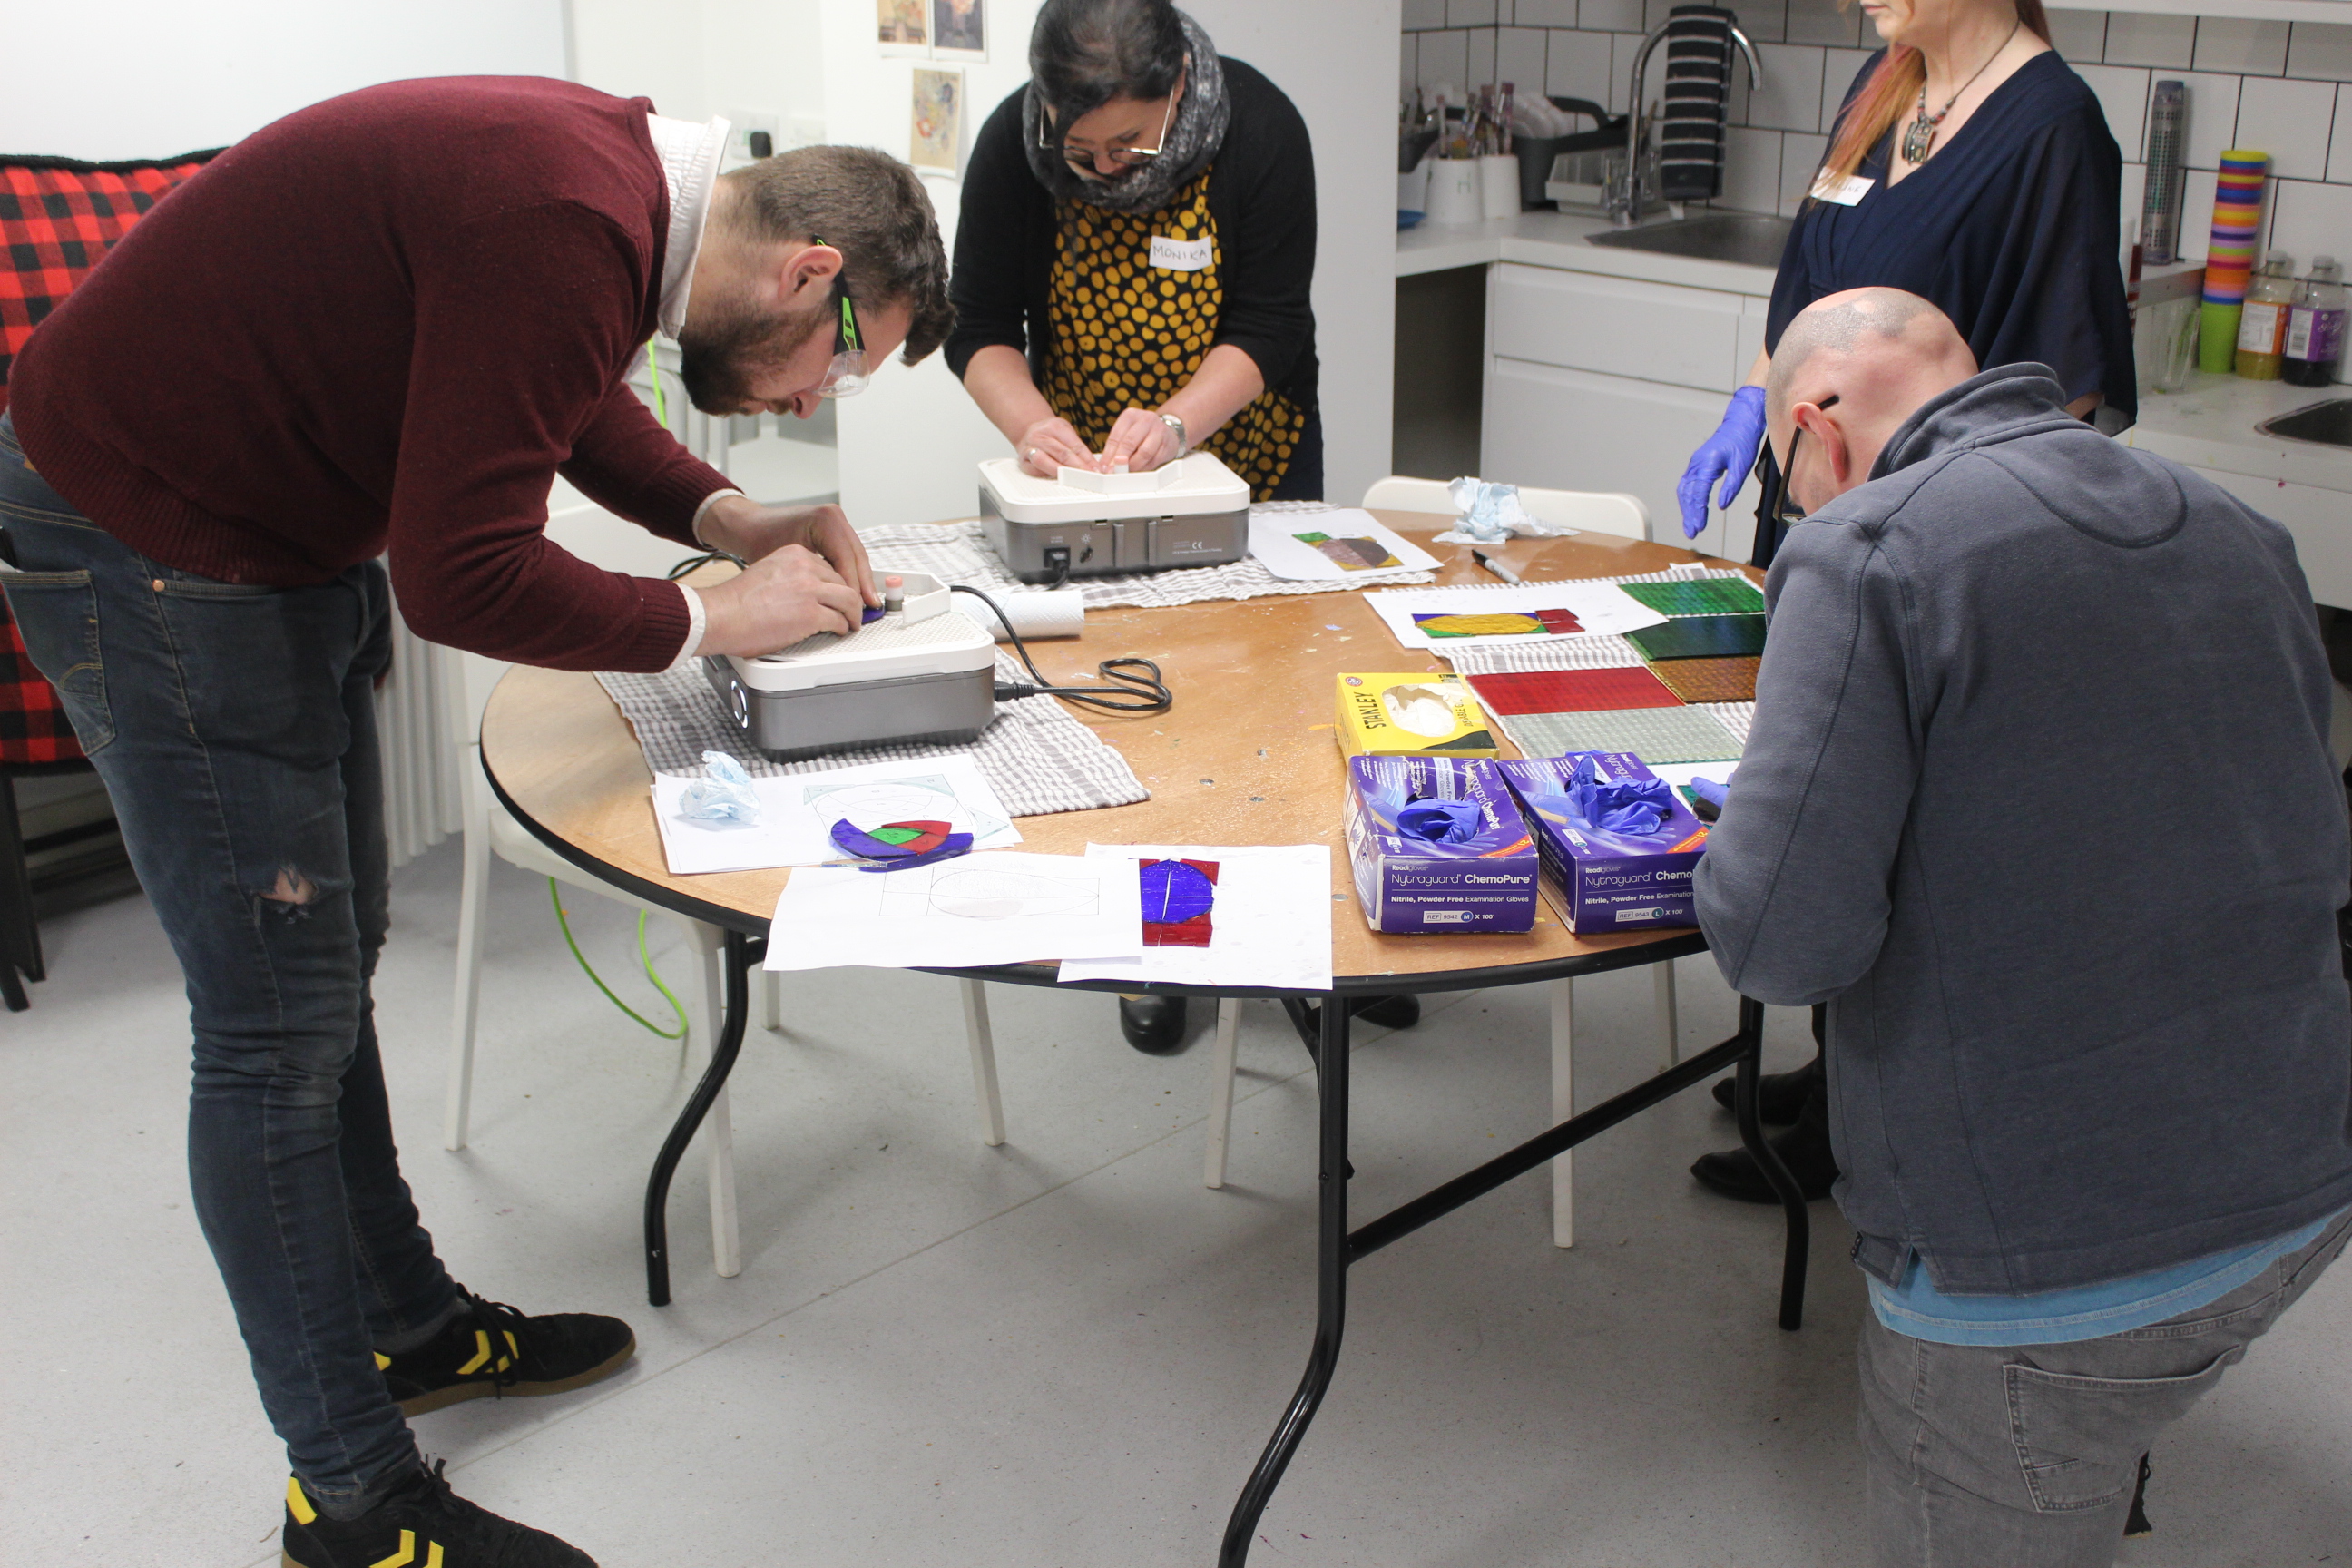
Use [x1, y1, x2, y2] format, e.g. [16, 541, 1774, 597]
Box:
[861, 605, 887, 624]
[1140, 860, 1215, 924]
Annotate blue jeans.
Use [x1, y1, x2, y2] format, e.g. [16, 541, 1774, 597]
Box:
[0, 414, 456, 1510]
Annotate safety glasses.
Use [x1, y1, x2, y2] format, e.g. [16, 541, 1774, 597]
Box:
[812, 238, 869, 399]
[1038, 74, 1181, 170]
[1771, 393, 1838, 527]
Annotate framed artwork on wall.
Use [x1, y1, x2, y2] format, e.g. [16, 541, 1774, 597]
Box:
[931, 0, 987, 63]
[911, 67, 964, 173]
[877, 0, 927, 56]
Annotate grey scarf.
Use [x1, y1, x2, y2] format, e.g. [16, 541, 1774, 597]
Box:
[1020, 10, 1230, 214]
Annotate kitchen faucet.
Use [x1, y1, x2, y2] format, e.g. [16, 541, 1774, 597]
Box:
[1608, 12, 1765, 228]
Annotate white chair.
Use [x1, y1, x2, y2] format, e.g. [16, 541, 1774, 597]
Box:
[1359, 475, 1651, 542]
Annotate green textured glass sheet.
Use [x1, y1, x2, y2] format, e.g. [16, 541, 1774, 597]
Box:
[1625, 613, 1768, 661]
[1619, 578, 1766, 617]
[1501, 705, 1744, 764]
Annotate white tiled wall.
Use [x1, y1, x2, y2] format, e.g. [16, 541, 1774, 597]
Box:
[1403, 4, 2352, 271]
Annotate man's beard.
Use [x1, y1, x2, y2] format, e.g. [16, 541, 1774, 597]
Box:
[677, 291, 829, 415]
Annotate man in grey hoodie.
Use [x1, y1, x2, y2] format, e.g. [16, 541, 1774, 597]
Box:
[1694, 289, 2352, 1567]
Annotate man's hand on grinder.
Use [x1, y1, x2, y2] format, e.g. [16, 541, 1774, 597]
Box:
[693, 496, 878, 656]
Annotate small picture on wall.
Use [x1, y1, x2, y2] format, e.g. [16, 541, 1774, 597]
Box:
[931, 0, 987, 62]
[877, 0, 927, 55]
[911, 67, 965, 173]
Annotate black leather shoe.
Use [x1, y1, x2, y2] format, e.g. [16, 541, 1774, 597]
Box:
[1118, 994, 1190, 1054]
[1691, 1090, 1838, 1202]
[1710, 1057, 1818, 1125]
[1350, 995, 1421, 1030]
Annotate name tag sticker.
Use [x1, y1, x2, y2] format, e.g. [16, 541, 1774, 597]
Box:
[1808, 171, 1875, 206]
[1149, 235, 1211, 270]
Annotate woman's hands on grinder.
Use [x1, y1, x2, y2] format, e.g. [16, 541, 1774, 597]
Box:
[1677, 385, 1767, 540]
[1017, 416, 1099, 478]
[1101, 407, 1184, 472]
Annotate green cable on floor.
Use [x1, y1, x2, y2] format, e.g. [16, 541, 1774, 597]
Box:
[548, 877, 688, 1039]
[645, 336, 671, 433]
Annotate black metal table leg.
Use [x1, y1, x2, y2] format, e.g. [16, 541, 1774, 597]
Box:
[643, 928, 756, 1307]
[1219, 991, 1351, 1567]
[1731, 996, 1809, 1329]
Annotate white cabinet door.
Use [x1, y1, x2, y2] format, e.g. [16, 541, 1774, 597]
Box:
[1491, 263, 1749, 394]
[1485, 357, 1760, 563]
[2197, 468, 2352, 611]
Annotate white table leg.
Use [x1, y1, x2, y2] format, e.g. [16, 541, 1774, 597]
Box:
[760, 969, 784, 1034]
[1551, 977, 1575, 1249]
[1654, 960, 1681, 1072]
[1204, 997, 1242, 1189]
[960, 978, 1007, 1147]
[442, 806, 491, 1152]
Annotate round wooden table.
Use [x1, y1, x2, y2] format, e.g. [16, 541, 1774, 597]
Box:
[480, 513, 1807, 1567]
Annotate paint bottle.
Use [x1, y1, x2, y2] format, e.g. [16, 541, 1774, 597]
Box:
[2284, 257, 2348, 387]
[2235, 250, 2296, 379]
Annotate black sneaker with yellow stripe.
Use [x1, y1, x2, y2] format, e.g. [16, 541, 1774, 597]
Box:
[377, 1291, 634, 1417]
[281, 1459, 594, 1567]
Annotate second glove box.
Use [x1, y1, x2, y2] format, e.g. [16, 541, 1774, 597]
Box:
[977, 452, 1250, 583]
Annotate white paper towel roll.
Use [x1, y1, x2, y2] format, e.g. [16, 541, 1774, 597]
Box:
[970, 587, 1086, 642]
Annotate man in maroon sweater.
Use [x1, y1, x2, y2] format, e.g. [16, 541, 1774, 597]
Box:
[0, 76, 951, 1568]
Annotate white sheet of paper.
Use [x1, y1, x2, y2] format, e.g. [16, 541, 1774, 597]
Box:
[1364, 582, 1668, 651]
[651, 754, 1020, 876]
[1248, 509, 1441, 581]
[763, 851, 1144, 972]
[1057, 844, 1336, 992]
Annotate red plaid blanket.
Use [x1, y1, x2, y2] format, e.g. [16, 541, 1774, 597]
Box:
[2, 150, 219, 763]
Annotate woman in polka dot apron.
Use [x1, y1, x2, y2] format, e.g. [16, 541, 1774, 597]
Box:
[947, 0, 1321, 504]
[948, 0, 1343, 1054]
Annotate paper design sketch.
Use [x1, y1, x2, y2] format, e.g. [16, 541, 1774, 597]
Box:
[651, 755, 1017, 877]
[765, 852, 1142, 972]
[1368, 583, 1667, 652]
[1246, 508, 1438, 581]
[1059, 844, 1334, 992]
[911, 68, 963, 172]
[1140, 858, 1218, 946]
[1411, 607, 1585, 639]
[1296, 532, 1402, 572]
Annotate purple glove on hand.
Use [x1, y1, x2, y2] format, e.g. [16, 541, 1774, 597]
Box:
[1676, 386, 1766, 540]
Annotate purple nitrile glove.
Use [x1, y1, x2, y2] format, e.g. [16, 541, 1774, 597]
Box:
[1676, 386, 1766, 540]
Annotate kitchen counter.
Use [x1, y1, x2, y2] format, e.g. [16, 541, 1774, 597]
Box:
[1396, 208, 1780, 297]
[2126, 372, 2352, 495]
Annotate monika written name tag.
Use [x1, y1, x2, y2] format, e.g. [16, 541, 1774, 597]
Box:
[1808, 171, 1875, 206]
[1149, 235, 1212, 270]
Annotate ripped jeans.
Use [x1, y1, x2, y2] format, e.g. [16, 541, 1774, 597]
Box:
[1, 416, 456, 1509]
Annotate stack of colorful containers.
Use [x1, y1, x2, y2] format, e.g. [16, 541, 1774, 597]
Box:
[2200, 151, 2270, 372]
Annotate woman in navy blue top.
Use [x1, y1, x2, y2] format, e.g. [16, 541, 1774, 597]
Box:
[1676, 0, 2132, 564]
[1684, 2, 2135, 1240]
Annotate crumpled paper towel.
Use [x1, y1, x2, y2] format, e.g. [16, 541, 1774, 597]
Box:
[676, 750, 762, 823]
[1432, 476, 1577, 544]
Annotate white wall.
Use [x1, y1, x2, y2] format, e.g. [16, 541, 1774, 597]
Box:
[1184, 0, 1402, 510]
[0, 0, 567, 160]
[569, 0, 828, 129]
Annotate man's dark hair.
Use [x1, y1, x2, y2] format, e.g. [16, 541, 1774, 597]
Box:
[1030, 0, 1185, 122]
[717, 145, 954, 365]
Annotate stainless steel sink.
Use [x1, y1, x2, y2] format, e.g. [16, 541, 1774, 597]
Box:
[1586, 212, 1793, 269]
[2258, 397, 2352, 448]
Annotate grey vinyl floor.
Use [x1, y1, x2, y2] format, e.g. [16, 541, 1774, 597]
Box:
[5, 840, 2347, 1567]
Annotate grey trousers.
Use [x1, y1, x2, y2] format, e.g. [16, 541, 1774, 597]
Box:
[1859, 1208, 2352, 1568]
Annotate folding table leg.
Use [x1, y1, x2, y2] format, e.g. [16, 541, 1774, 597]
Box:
[442, 811, 492, 1151]
[959, 978, 1006, 1148]
[1653, 960, 1681, 1072]
[1731, 996, 1808, 1329]
[1550, 977, 1575, 1249]
[1220, 992, 1351, 1568]
[760, 969, 784, 1034]
[1204, 996, 1241, 1190]
[644, 929, 754, 1307]
[681, 919, 740, 1279]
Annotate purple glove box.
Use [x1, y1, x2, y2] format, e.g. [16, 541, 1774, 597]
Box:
[1497, 752, 1710, 933]
[1342, 756, 1540, 935]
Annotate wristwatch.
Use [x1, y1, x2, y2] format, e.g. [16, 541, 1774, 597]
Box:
[1157, 411, 1187, 457]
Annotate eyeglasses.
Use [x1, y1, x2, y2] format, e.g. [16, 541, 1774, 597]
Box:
[811, 238, 868, 399]
[1038, 76, 1181, 170]
[1771, 394, 1838, 528]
